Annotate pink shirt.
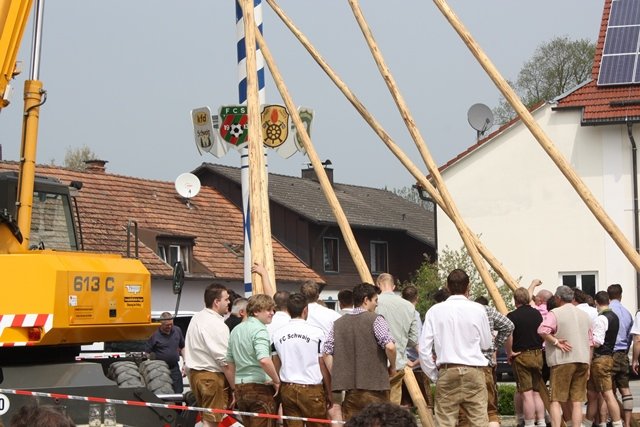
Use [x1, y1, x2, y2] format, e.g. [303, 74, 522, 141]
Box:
[537, 311, 594, 346]
[534, 303, 548, 320]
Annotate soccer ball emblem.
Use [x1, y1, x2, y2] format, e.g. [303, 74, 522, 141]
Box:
[230, 124, 244, 138]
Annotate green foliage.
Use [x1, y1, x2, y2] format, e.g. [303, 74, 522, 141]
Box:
[64, 145, 97, 171]
[493, 36, 595, 124]
[405, 255, 442, 315]
[402, 243, 516, 317]
[497, 383, 516, 415]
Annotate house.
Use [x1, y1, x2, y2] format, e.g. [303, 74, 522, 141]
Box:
[193, 163, 436, 296]
[436, 0, 640, 310]
[0, 160, 323, 312]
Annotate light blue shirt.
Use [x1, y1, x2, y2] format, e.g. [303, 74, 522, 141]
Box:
[610, 299, 633, 351]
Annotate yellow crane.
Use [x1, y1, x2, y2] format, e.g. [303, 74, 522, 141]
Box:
[0, 2, 182, 425]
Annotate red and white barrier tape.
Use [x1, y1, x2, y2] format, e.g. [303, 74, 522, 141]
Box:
[0, 388, 344, 425]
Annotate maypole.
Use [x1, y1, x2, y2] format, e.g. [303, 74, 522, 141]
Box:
[235, 0, 267, 296]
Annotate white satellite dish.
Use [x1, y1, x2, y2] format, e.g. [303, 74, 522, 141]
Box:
[175, 173, 201, 199]
[467, 103, 494, 138]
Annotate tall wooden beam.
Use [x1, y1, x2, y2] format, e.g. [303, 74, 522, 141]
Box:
[347, 0, 507, 313]
[265, 0, 519, 303]
[253, 28, 374, 285]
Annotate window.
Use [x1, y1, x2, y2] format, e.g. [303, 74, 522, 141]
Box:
[323, 237, 339, 273]
[30, 190, 78, 251]
[157, 240, 192, 272]
[370, 241, 388, 274]
[559, 271, 597, 297]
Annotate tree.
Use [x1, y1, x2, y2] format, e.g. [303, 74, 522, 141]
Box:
[493, 36, 595, 124]
[64, 145, 97, 171]
[391, 185, 432, 210]
[403, 244, 516, 316]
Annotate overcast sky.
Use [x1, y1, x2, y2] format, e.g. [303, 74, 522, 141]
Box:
[0, 1, 604, 191]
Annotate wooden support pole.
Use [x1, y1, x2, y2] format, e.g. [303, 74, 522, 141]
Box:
[347, 0, 507, 313]
[535, 374, 552, 421]
[254, 29, 374, 285]
[432, 0, 640, 274]
[240, 0, 275, 293]
[403, 367, 435, 427]
[265, 0, 518, 300]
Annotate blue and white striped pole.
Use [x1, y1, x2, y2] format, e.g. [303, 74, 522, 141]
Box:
[236, 0, 265, 296]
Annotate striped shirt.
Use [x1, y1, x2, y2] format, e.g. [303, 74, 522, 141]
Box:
[482, 305, 514, 366]
[323, 307, 394, 355]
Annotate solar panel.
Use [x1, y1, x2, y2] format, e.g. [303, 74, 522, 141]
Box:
[609, 0, 640, 25]
[597, 0, 640, 85]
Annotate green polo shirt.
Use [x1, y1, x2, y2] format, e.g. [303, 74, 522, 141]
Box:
[227, 316, 271, 384]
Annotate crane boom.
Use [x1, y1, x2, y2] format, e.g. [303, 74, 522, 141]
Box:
[0, 0, 33, 109]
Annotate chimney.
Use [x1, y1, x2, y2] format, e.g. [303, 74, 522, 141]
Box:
[302, 161, 333, 185]
[84, 159, 108, 173]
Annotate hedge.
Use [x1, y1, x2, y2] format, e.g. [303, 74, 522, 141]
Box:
[497, 384, 516, 415]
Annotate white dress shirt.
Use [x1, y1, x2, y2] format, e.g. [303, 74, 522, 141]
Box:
[592, 312, 608, 347]
[184, 308, 228, 372]
[419, 295, 492, 382]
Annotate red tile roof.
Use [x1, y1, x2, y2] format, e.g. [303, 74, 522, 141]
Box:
[555, 0, 640, 123]
[0, 161, 323, 284]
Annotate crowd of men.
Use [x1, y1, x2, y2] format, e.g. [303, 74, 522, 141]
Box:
[419, 272, 640, 427]
[151, 265, 640, 427]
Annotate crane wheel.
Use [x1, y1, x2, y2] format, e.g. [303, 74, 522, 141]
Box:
[107, 361, 145, 388]
[139, 359, 174, 395]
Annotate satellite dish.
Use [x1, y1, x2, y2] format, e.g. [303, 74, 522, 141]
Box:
[175, 173, 201, 199]
[467, 103, 494, 137]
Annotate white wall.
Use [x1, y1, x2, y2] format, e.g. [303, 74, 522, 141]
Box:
[150, 279, 310, 312]
[151, 279, 245, 313]
[437, 105, 639, 312]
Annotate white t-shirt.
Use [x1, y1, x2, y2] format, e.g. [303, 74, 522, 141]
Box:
[630, 311, 640, 336]
[266, 311, 291, 342]
[577, 303, 598, 325]
[272, 319, 325, 384]
[306, 302, 340, 338]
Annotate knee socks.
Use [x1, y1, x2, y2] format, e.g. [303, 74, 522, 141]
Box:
[622, 394, 633, 412]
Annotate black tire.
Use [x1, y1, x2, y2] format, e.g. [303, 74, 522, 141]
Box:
[139, 359, 174, 395]
[107, 361, 145, 388]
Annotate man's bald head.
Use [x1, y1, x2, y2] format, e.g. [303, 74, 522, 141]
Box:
[375, 273, 395, 292]
[535, 289, 553, 305]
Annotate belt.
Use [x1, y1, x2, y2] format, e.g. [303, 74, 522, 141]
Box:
[190, 369, 224, 375]
[236, 382, 274, 388]
[519, 349, 543, 353]
[593, 353, 614, 359]
[281, 382, 323, 388]
[438, 363, 482, 370]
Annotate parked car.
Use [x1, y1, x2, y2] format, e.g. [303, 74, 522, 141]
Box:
[496, 347, 514, 381]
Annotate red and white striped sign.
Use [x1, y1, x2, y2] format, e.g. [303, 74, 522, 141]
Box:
[0, 313, 53, 346]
